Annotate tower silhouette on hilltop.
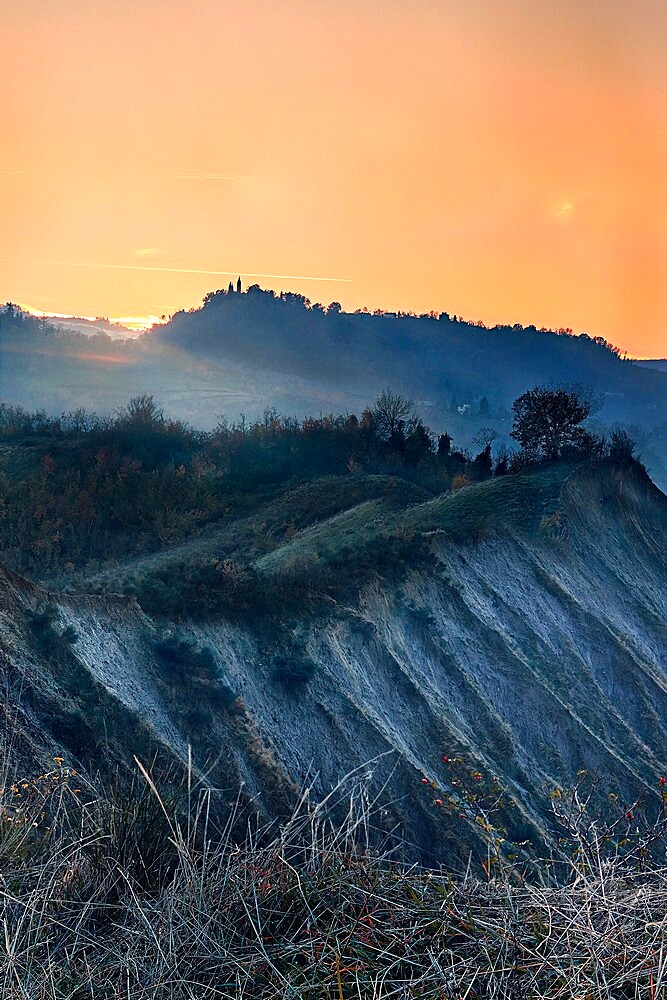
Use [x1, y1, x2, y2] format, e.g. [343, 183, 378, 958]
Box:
[236, 276, 242, 293]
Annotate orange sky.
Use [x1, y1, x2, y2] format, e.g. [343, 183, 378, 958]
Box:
[2, 0, 666, 356]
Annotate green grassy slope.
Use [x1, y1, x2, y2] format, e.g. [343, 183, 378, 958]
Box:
[81, 473, 429, 592]
[256, 463, 577, 576]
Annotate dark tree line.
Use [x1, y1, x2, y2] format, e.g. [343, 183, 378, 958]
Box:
[195, 287, 626, 360]
[0, 386, 634, 579]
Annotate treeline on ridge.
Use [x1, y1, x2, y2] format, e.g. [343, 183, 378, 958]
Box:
[0, 388, 636, 589]
[154, 284, 633, 402]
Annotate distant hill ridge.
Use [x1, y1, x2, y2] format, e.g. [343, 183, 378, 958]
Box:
[635, 358, 667, 372]
[151, 287, 667, 432]
[2, 298, 667, 489]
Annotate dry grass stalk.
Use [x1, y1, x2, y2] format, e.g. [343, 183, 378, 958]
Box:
[0, 758, 666, 998]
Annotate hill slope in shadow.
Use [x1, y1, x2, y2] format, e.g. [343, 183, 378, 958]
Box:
[2, 459, 665, 864]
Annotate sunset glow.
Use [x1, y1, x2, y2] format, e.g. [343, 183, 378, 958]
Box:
[2, 0, 666, 356]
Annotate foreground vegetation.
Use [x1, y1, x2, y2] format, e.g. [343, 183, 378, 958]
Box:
[0, 387, 631, 581]
[2, 760, 666, 998]
[0, 389, 505, 577]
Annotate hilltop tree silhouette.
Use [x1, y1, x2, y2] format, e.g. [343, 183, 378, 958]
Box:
[511, 387, 591, 460]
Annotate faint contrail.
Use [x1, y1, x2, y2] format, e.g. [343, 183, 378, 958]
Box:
[0, 259, 351, 284]
[0, 170, 241, 181]
[122, 172, 242, 181]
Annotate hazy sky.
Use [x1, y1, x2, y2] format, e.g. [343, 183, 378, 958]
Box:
[2, 0, 666, 355]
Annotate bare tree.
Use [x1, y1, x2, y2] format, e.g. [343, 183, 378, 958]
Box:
[118, 394, 164, 426]
[373, 389, 414, 441]
[473, 427, 499, 449]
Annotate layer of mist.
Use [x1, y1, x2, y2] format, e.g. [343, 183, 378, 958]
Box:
[2, 294, 667, 489]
